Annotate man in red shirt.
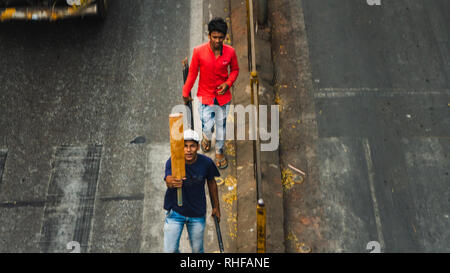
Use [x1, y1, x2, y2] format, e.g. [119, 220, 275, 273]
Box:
[183, 18, 239, 169]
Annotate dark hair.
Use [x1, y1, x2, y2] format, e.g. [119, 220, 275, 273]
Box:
[208, 17, 228, 35]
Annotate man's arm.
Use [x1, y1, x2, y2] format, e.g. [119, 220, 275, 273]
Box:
[207, 177, 221, 222]
[182, 48, 200, 99]
[225, 49, 240, 88]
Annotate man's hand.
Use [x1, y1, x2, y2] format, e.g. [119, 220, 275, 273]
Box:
[165, 175, 185, 189]
[216, 83, 229, 95]
[211, 207, 221, 222]
[183, 96, 193, 105]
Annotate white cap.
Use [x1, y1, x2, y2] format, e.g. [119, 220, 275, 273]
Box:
[184, 129, 200, 143]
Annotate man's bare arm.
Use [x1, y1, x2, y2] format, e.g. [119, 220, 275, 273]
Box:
[207, 177, 221, 222]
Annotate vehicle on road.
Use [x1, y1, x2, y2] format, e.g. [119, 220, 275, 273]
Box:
[0, 0, 108, 21]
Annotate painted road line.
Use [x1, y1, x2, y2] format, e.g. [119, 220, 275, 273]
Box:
[318, 137, 380, 252]
[402, 137, 450, 252]
[189, 0, 203, 137]
[315, 88, 450, 98]
[363, 138, 385, 252]
[140, 1, 204, 253]
[39, 145, 102, 253]
[141, 143, 168, 252]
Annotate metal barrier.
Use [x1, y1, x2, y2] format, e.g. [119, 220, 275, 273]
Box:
[246, 0, 266, 253]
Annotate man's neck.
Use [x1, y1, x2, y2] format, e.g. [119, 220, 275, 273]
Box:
[210, 42, 222, 57]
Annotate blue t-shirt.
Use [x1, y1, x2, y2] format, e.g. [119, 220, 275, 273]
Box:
[164, 154, 220, 217]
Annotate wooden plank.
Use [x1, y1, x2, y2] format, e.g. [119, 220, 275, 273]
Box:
[169, 113, 185, 206]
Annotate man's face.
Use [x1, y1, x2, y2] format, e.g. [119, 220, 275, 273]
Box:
[184, 140, 198, 162]
[209, 31, 225, 51]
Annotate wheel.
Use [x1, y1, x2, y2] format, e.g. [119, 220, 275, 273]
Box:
[96, 0, 108, 19]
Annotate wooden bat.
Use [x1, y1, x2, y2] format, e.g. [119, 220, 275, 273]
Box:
[182, 58, 194, 129]
[209, 193, 225, 253]
[169, 113, 185, 206]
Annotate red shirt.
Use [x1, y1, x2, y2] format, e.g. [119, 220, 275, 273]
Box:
[182, 42, 239, 106]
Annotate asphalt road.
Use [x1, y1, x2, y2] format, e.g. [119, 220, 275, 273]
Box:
[299, 0, 449, 252]
[0, 0, 194, 252]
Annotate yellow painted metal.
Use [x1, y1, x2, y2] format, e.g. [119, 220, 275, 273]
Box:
[1, 8, 16, 21]
[0, 0, 96, 21]
[247, 0, 266, 252]
[257, 204, 266, 253]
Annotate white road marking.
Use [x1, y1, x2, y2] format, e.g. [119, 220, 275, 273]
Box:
[141, 1, 205, 253]
[363, 138, 385, 252]
[141, 143, 168, 252]
[40, 146, 101, 253]
[189, 0, 204, 137]
[402, 137, 450, 251]
[315, 87, 450, 98]
[318, 137, 369, 252]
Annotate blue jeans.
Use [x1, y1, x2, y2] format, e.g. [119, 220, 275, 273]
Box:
[163, 209, 206, 253]
[199, 101, 231, 154]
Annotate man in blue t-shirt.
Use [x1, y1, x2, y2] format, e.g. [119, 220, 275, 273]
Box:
[163, 129, 221, 253]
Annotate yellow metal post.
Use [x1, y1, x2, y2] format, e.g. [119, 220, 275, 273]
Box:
[257, 203, 266, 253]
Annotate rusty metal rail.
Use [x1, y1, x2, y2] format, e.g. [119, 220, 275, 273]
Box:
[246, 0, 266, 253]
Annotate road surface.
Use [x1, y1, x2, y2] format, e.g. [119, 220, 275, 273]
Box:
[275, 0, 450, 252]
[0, 0, 234, 253]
